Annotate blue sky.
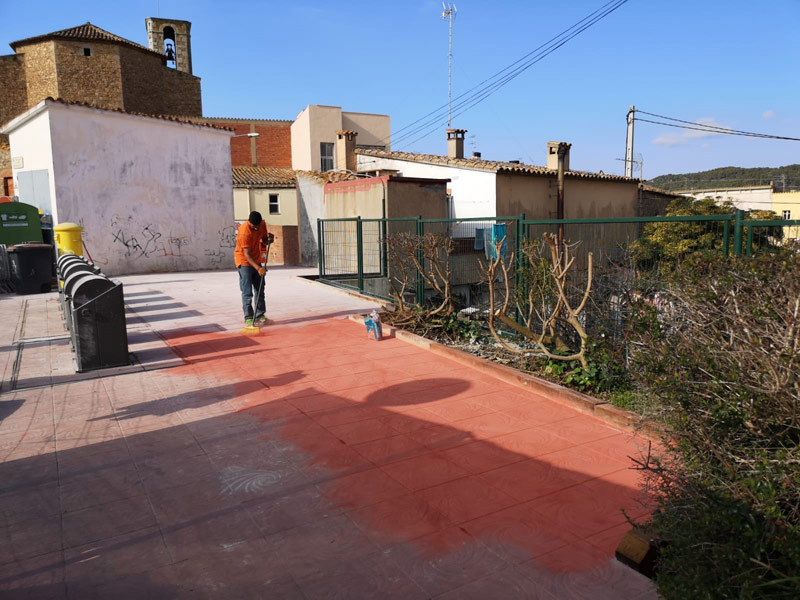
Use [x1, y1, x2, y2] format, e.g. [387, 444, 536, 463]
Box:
[3, 0, 799, 179]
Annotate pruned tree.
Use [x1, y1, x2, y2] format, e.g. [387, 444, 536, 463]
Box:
[483, 233, 593, 368]
[384, 232, 456, 327]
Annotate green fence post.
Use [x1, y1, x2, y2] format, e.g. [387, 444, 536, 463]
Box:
[722, 214, 731, 257]
[733, 210, 744, 257]
[416, 216, 424, 307]
[317, 218, 324, 277]
[515, 214, 525, 324]
[382, 219, 388, 277]
[356, 217, 364, 292]
[746, 223, 754, 257]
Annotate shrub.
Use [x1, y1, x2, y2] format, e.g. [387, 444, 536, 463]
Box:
[630, 253, 800, 598]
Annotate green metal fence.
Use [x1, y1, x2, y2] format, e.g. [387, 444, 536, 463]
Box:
[317, 211, 800, 308]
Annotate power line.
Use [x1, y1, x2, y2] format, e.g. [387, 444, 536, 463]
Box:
[399, 0, 629, 148]
[387, 0, 625, 145]
[387, 0, 630, 150]
[634, 110, 800, 142]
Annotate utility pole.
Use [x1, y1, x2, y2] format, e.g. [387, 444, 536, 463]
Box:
[557, 142, 568, 245]
[625, 105, 635, 178]
[442, 4, 457, 127]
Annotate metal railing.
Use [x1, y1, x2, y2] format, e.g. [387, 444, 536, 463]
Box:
[317, 211, 800, 307]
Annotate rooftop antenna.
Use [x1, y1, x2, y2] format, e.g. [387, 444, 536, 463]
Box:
[441, 3, 457, 127]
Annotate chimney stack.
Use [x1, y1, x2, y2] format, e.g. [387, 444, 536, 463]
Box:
[547, 141, 571, 171]
[336, 130, 357, 172]
[447, 128, 467, 159]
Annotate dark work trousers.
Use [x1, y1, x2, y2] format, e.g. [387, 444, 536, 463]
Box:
[238, 265, 266, 321]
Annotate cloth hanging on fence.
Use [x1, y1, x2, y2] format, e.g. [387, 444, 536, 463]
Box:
[474, 228, 485, 251]
[489, 223, 507, 260]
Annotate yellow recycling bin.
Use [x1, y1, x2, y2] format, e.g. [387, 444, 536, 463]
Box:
[53, 222, 84, 257]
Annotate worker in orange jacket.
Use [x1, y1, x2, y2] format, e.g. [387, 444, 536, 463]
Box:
[234, 211, 274, 325]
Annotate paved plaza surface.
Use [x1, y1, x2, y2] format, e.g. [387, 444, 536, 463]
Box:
[0, 267, 658, 599]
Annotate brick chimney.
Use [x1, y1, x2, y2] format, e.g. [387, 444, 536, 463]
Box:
[547, 141, 571, 171]
[336, 130, 357, 172]
[447, 129, 467, 159]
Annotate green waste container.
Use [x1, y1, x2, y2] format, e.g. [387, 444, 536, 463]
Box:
[8, 242, 54, 295]
[0, 202, 43, 246]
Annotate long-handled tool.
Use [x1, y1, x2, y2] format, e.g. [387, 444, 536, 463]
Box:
[240, 239, 272, 336]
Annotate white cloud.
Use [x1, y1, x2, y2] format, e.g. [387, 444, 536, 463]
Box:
[652, 133, 686, 147]
[762, 109, 776, 119]
[651, 117, 733, 146]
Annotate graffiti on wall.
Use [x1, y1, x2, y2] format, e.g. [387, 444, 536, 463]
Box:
[218, 226, 237, 248]
[100, 216, 246, 269]
[204, 249, 226, 267]
[110, 215, 196, 261]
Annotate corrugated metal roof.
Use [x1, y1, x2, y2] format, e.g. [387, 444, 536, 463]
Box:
[11, 22, 162, 57]
[233, 166, 296, 187]
[355, 149, 636, 182]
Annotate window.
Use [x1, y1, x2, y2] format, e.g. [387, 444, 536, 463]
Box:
[783, 210, 791, 220]
[83, 47, 91, 56]
[320, 142, 334, 171]
[269, 194, 280, 215]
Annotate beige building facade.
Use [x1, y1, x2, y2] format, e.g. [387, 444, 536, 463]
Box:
[356, 139, 647, 223]
[772, 190, 800, 243]
[291, 105, 390, 172]
[232, 166, 299, 265]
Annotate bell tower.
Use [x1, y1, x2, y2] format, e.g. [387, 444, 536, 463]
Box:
[145, 17, 193, 75]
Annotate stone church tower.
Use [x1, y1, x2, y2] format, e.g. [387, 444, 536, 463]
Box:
[145, 18, 193, 75]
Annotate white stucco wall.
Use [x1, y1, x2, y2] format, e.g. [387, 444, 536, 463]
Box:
[682, 187, 773, 212]
[356, 154, 496, 220]
[296, 174, 325, 266]
[5, 100, 235, 276]
[5, 110, 57, 219]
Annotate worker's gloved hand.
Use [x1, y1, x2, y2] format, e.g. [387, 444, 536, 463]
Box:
[266, 233, 275, 244]
[258, 267, 266, 277]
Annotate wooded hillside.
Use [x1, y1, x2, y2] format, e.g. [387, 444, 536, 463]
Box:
[647, 164, 800, 191]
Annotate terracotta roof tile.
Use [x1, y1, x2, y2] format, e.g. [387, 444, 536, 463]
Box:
[638, 183, 683, 196]
[294, 170, 361, 184]
[11, 22, 162, 57]
[233, 166, 296, 187]
[204, 117, 293, 125]
[13, 98, 233, 132]
[355, 149, 636, 182]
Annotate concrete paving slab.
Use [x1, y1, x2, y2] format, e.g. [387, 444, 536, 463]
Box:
[0, 267, 657, 599]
